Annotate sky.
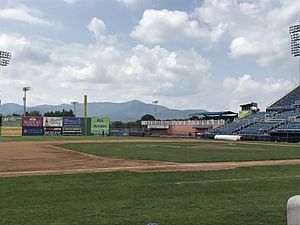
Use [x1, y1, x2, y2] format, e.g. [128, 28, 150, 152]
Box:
[0, 0, 299, 112]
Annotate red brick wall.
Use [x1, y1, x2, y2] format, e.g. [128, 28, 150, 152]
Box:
[167, 125, 198, 136]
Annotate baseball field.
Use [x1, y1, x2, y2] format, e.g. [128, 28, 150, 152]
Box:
[0, 136, 299, 225]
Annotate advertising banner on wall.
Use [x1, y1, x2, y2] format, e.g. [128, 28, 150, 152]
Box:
[22, 127, 44, 136]
[90, 117, 110, 135]
[62, 127, 82, 136]
[1, 126, 22, 136]
[22, 117, 43, 127]
[2, 116, 22, 127]
[44, 127, 62, 136]
[63, 117, 81, 127]
[43, 117, 63, 127]
[239, 110, 251, 119]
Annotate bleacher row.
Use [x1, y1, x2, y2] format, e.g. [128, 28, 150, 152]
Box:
[207, 85, 300, 139]
[209, 110, 300, 135]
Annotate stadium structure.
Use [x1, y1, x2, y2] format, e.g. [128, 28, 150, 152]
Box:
[201, 85, 300, 142]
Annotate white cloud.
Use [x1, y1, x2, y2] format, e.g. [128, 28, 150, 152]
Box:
[0, 6, 57, 26]
[1, 1, 298, 112]
[194, 0, 300, 66]
[0, 21, 211, 108]
[88, 17, 107, 41]
[131, 9, 209, 45]
[120, 45, 210, 96]
[115, 0, 152, 7]
[116, 0, 139, 6]
[64, 0, 80, 4]
[222, 74, 294, 110]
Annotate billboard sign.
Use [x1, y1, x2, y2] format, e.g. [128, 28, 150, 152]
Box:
[63, 127, 82, 136]
[91, 117, 110, 135]
[44, 127, 62, 136]
[2, 116, 22, 127]
[1, 126, 22, 136]
[22, 126, 44, 136]
[63, 117, 81, 127]
[43, 117, 63, 127]
[22, 117, 43, 127]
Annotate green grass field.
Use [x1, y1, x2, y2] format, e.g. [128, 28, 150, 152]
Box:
[0, 165, 299, 225]
[60, 141, 300, 162]
[1, 138, 300, 224]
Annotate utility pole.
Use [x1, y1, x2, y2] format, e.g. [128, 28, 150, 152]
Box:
[70, 101, 79, 117]
[23, 87, 30, 116]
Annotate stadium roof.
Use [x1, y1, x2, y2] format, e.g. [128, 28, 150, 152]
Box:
[240, 102, 257, 108]
[267, 85, 300, 111]
[190, 111, 238, 121]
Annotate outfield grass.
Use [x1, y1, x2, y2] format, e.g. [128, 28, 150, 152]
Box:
[60, 141, 300, 163]
[0, 165, 299, 225]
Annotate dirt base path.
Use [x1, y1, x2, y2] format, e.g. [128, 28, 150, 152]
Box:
[1, 139, 300, 177]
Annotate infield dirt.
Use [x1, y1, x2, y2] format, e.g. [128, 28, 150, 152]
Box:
[1, 138, 300, 177]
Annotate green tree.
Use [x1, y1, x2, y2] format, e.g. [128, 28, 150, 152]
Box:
[189, 115, 199, 120]
[44, 109, 74, 117]
[25, 111, 42, 116]
[111, 121, 125, 129]
[141, 114, 155, 121]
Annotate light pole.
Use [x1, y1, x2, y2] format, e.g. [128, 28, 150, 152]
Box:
[0, 51, 12, 66]
[152, 100, 158, 119]
[289, 22, 300, 85]
[0, 51, 12, 115]
[70, 101, 79, 117]
[23, 87, 30, 116]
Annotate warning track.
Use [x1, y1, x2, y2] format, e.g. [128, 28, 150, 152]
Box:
[1, 139, 300, 177]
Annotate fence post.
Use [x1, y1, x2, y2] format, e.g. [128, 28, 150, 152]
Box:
[288, 195, 300, 225]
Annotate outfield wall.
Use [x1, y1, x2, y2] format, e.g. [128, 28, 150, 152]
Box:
[0, 116, 109, 137]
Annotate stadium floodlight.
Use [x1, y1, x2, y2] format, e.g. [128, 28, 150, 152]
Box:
[290, 21, 300, 84]
[152, 100, 158, 119]
[23, 87, 30, 116]
[0, 51, 12, 66]
[70, 101, 79, 117]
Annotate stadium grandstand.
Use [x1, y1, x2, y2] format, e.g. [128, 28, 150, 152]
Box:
[202, 85, 300, 142]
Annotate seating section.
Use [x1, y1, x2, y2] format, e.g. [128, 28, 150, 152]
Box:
[208, 85, 300, 137]
[276, 122, 300, 132]
[211, 119, 252, 134]
[276, 110, 300, 120]
[268, 86, 300, 111]
[210, 112, 274, 135]
[209, 111, 295, 135]
[239, 121, 283, 135]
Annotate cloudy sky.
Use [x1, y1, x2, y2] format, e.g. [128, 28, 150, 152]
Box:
[0, 0, 299, 112]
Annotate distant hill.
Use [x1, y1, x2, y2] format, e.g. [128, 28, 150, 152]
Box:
[0, 100, 205, 121]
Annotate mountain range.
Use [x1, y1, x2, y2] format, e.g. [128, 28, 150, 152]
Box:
[0, 100, 205, 121]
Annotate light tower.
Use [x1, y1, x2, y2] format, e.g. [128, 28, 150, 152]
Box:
[0, 51, 12, 114]
[23, 87, 30, 116]
[0, 51, 12, 66]
[289, 21, 300, 84]
[152, 100, 158, 119]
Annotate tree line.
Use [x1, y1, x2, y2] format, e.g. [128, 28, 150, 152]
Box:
[9, 109, 75, 117]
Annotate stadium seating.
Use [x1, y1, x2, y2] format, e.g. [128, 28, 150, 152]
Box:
[276, 122, 300, 132]
[268, 86, 300, 111]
